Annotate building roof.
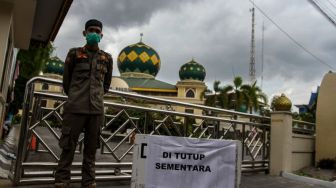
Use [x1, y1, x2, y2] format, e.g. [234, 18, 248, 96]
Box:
[118, 41, 161, 78]
[12, 0, 73, 49]
[179, 59, 206, 81]
[120, 77, 177, 92]
[44, 56, 64, 75]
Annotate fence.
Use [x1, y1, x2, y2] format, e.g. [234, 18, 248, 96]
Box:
[291, 120, 315, 172]
[10, 77, 271, 185]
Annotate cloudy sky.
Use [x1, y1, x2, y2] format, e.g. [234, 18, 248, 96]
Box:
[54, 0, 336, 107]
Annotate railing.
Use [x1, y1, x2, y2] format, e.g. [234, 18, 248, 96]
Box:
[10, 77, 271, 185]
[292, 119, 315, 135]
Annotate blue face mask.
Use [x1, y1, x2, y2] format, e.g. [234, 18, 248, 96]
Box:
[86, 32, 101, 45]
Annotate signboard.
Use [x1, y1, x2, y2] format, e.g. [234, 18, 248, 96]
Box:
[131, 135, 241, 188]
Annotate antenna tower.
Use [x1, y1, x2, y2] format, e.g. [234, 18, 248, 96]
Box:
[249, 3, 256, 83]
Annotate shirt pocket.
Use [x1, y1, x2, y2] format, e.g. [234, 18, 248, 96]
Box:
[96, 62, 108, 81]
[74, 63, 90, 79]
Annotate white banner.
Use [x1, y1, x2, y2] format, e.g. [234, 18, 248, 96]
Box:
[131, 135, 241, 188]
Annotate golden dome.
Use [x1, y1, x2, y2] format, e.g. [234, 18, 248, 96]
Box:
[274, 94, 292, 111]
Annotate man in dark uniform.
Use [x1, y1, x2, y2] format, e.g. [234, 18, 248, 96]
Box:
[55, 19, 113, 188]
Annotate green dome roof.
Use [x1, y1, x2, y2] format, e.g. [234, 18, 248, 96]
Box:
[179, 59, 206, 81]
[117, 42, 161, 78]
[44, 57, 64, 75]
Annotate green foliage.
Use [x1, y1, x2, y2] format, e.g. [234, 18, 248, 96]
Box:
[204, 81, 227, 108]
[12, 114, 22, 124]
[270, 95, 280, 111]
[241, 81, 268, 114]
[10, 43, 54, 114]
[205, 76, 269, 114]
[17, 42, 54, 79]
[299, 112, 315, 123]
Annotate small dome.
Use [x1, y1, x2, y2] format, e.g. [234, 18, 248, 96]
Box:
[44, 57, 64, 75]
[179, 59, 206, 81]
[117, 41, 161, 78]
[273, 94, 292, 111]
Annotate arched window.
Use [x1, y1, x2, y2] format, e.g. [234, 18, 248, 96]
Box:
[42, 83, 49, 90]
[186, 89, 195, 98]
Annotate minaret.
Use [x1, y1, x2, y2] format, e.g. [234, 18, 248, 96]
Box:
[249, 4, 256, 83]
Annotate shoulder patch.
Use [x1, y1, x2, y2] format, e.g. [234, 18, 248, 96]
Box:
[100, 50, 111, 57]
[69, 47, 78, 53]
[105, 52, 113, 61]
[67, 47, 80, 56]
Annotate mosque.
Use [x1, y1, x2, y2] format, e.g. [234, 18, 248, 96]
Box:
[37, 39, 208, 115]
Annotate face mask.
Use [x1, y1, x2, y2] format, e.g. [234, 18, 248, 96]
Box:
[86, 32, 101, 45]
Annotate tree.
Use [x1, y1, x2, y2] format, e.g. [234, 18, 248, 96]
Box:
[217, 85, 232, 109]
[205, 77, 269, 114]
[212, 80, 221, 107]
[10, 42, 54, 114]
[225, 76, 246, 111]
[241, 81, 268, 114]
[270, 95, 280, 111]
[204, 80, 221, 107]
[204, 80, 231, 109]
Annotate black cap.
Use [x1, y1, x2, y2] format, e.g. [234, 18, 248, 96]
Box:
[85, 19, 103, 30]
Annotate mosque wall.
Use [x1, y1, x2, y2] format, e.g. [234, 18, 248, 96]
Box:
[315, 72, 336, 162]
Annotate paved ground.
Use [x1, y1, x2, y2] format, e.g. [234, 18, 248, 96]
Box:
[0, 126, 327, 187]
[0, 173, 327, 188]
[241, 173, 326, 188]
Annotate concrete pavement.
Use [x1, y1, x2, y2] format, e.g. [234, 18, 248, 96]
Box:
[0, 173, 327, 188]
[0, 126, 326, 187]
[241, 173, 326, 188]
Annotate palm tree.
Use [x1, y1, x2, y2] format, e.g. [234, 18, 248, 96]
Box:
[204, 80, 221, 107]
[224, 76, 247, 111]
[217, 85, 232, 109]
[241, 81, 268, 114]
[204, 80, 232, 109]
[270, 95, 280, 111]
[213, 80, 221, 104]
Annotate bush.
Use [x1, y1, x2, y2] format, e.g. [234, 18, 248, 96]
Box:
[317, 158, 336, 169]
[12, 114, 22, 124]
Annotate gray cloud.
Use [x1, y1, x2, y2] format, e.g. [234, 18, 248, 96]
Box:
[54, 0, 336, 105]
[68, 0, 199, 29]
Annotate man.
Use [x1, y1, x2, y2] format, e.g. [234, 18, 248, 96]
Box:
[55, 19, 113, 188]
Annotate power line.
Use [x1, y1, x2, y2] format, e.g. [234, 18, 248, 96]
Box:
[315, 0, 336, 20]
[248, 0, 335, 70]
[326, 0, 336, 12]
[309, 0, 336, 27]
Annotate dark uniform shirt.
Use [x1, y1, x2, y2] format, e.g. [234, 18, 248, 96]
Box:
[63, 46, 113, 114]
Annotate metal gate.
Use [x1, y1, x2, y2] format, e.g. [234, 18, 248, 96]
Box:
[10, 77, 270, 185]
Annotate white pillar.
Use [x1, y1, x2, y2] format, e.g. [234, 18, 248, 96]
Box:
[270, 112, 292, 175]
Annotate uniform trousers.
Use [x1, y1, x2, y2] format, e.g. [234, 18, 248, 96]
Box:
[55, 113, 103, 186]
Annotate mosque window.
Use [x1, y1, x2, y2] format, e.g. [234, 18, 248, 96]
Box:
[185, 109, 194, 114]
[186, 89, 195, 98]
[42, 83, 49, 90]
[41, 100, 47, 107]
